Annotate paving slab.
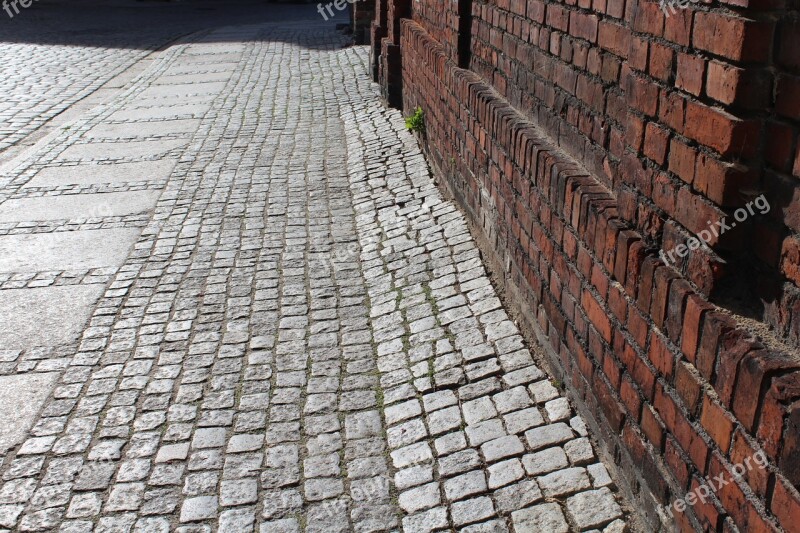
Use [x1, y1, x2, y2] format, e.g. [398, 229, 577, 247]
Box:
[56, 139, 187, 161]
[23, 160, 177, 187]
[0, 191, 161, 222]
[83, 120, 201, 139]
[0, 228, 141, 272]
[107, 104, 212, 122]
[153, 72, 232, 85]
[0, 373, 59, 454]
[137, 82, 228, 99]
[0, 286, 104, 349]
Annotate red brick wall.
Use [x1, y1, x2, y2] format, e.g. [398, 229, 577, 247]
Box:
[372, 0, 800, 530]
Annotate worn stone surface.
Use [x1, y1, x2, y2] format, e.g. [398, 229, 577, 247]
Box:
[0, 286, 105, 349]
[0, 373, 59, 453]
[0, 8, 628, 532]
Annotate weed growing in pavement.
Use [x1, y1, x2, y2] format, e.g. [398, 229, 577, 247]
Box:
[404, 107, 425, 135]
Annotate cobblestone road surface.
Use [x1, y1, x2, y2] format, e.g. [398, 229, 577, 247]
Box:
[0, 11, 629, 533]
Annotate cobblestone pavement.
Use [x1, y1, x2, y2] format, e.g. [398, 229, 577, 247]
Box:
[0, 16, 629, 533]
[0, 0, 327, 157]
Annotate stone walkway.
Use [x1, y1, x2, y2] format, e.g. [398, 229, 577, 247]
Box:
[0, 16, 628, 533]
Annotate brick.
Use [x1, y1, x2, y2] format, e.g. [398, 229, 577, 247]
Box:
[569, 12, 599, 43]
[684, 101, 760, 158]
[699, 394, 735, 453]
[681, 294, 713, 364]
[781, 235, 800, 286]
[689, 476, 724, 530]
[640, 405, 664, 450]
[676, 53, 704, 96]
[668, 138, 696, 185]
[693, 13, 773, 62]
[777, 19, 800, 70]
[659, 89, 685, 133]
[582, 291, 612, 343]
[664, 8, 692, 47]
[734, 349, 799, 432]
[665, 438, 691, 491]
[598, 21, 629, 57]
[674, 361, 703, 416]
[648, 42, 673, 82]
[705, 61, 771, 109]
[648, 331, 674, 378]
[780, 404, 800, 488]
[643, 123, 669, 165]
[674, 187, 725, 239]
[631, 0, 664, 36]
[624, 70, 659, 117]
[757, 375, 800, 458]
[772, 475, 800, 530]
[729, 429, 769, 497]
[764, 121, 795, 172]
[695, 313, 737, 381]
[776, 75, 800, 120]
[699, 156, 758, 208]
[714, 332, 761, 408]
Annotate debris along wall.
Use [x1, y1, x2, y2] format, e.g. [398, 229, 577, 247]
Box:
[371, 0, 800, 530]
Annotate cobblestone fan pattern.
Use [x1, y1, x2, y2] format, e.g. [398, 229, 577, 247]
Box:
[0, 23, 628, 532]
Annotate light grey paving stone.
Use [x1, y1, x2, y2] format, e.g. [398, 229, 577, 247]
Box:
[545, 398, 572, 422]
[460, 519, 510, 533]
[465, 419, 506, 446]
[487, 458, 525, 489]
[511, 502, 569, 533]
[0, 285, 104, 349]
[443, 470, 486, 502]
[522, 447, 570, 476]
[179, 496, 218, 522]
[398, 482, 440, 513]
[451, 496, 495, 526]
[0, 191, 160, 222]
[537, 467, 592, 498]
[108, 103, 211, 121]
[493, 478, 543, 513]
[84, 120, 200, 140]
[219, 508, 255, 532]
[525, 423, 574, 451]
[25, 160, 177, 187]
[481, 435, 525, 463]
[155, 443, 189, 463]
[57, 139, 187, 161]
[588, 463, 614, 488]
[565, 437, 595, 465]
[566, 488, 623, 529]
[0, 373, 58, 453]
[401, 506, 449, 532]
[529, 380, 561, 403]
[220, 479, 258, 506]
[259, 517, 299, 533]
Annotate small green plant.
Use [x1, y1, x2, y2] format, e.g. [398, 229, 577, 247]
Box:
[405, 106, 425, 134]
